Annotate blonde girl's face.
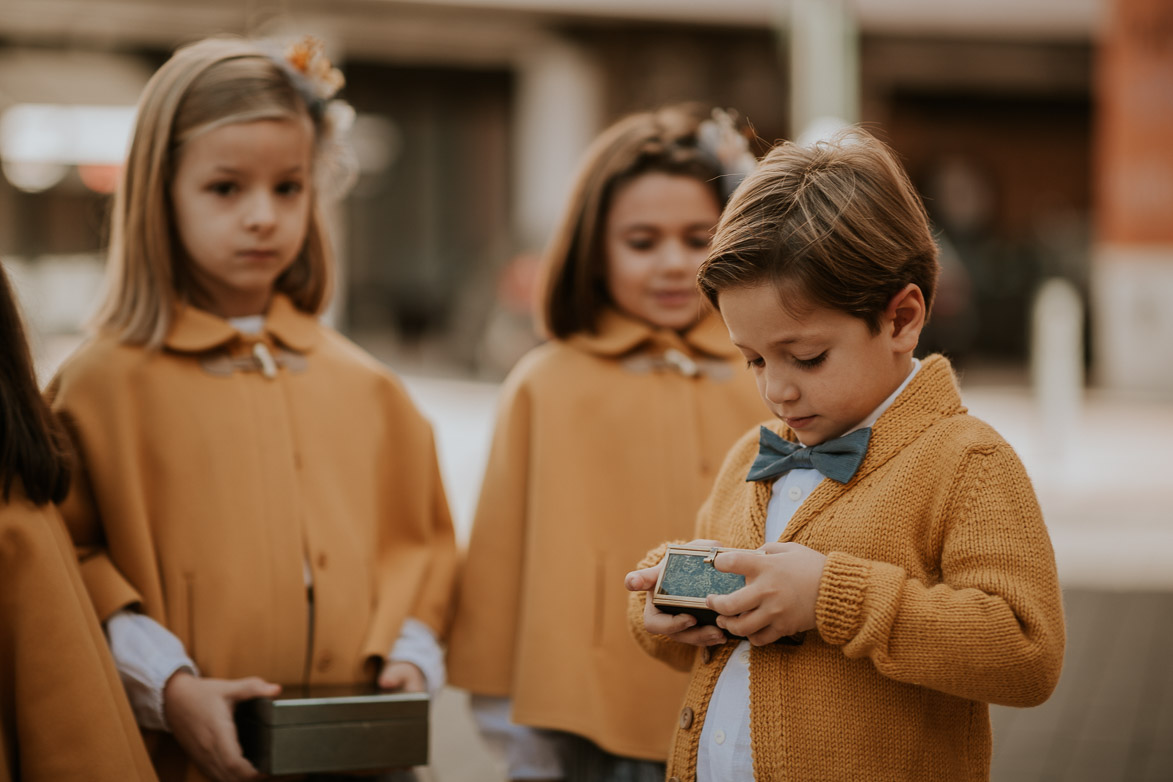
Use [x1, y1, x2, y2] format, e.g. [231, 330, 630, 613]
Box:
[604, 172, 721, 332]
[170, 116, 314, 318]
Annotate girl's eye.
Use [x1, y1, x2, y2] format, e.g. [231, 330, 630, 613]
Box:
[625, 237, 655, 251]
[276, 181, 304, 196]
[687, 234, 711, 249]
[209, 181, 238, 196]
[793, 351, 828, 369]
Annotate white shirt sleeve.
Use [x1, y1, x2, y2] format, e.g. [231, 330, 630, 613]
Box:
[387, 617, 446, 696]
[470, 694, 564, 780]
[104, 609, 199, 731]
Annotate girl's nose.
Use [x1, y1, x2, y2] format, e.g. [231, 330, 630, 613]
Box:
[244, 193, 277, 231]
[660, 239, 690, 272]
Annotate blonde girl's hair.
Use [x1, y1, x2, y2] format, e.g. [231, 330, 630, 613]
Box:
[537, 103, 753, 340]
[95, 36, 336, 347]
[698, 127, 940, 333]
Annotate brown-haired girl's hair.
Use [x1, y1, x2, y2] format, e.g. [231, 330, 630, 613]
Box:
[95, 36, 335, 347]
[698, 127, 940, 333]
[537, 103, 746, 339]
[0, 266, 72, 505]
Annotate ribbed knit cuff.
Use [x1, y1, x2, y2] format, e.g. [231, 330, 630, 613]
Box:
[815, 551, 871, 646]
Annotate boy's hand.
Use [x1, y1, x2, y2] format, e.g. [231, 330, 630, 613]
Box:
[625, 539, 729, 648]
[707, 542, 827, 646]
[378, 660, 427, 693]
[163, 671, 280, 782]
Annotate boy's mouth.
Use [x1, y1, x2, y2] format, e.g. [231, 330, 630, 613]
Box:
[782, 415, 816, 430]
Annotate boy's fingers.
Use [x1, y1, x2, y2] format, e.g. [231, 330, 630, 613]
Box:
[644, 609, 697, 636]
[718, 608, 771, 640]
[711, 551, 764, 577]
[625, 567, 660, 591]
[673, 625, 728, 647]
[707, 585, 758, 617]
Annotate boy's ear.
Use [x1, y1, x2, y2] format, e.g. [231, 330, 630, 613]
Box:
[885, 284, 925, 352]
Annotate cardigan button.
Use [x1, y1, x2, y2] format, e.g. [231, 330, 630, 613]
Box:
[679, 706, 694, 730]
[701, 646, 713, 664]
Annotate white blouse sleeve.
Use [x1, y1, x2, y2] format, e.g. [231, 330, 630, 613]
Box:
[104, 609, 199, 731]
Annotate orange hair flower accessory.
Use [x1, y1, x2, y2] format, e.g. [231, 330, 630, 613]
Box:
[284, 36, 345, 101]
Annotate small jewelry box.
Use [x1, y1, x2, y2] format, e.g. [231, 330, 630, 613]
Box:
[651, 544, 750, 626]
[234, 684, 429, 776]
[651, 544, 804, 645]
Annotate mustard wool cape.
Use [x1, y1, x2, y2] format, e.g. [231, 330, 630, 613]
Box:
[629, 354, 1066, 782]
[447, 309, 765, 762]
[49, 295, 457, 782]
[0, 486, 156, 782]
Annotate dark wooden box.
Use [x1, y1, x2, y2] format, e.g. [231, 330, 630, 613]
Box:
[234, 685, 429, 776]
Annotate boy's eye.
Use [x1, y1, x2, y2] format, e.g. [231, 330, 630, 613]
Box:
[745, 356, 764, 369]
[793, 351, 828, 369]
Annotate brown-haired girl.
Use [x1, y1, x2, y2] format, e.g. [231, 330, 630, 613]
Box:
[48, 36, 457, 782]
[446, 104, 766, 781]
[0, 264, 156, 781]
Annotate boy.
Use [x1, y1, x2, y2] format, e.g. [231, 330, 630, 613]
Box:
[624, 128, 1065, 781]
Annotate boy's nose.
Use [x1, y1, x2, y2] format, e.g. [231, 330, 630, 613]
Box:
[764, 371, 800, 405]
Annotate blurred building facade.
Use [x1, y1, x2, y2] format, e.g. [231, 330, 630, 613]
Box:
[4, 0, 1162, 393]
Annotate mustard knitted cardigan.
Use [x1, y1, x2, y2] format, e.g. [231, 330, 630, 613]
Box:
[628, 355, 1065, 782]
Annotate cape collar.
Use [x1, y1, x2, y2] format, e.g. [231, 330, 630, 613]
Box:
[563, 308, 740, 359]
[163, 294, 321, 354]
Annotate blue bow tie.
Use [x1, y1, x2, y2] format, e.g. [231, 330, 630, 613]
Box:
[745, 426, 872, 484]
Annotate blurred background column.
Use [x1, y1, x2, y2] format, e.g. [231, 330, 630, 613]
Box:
[785, 0, 859, 143]
[1093, 0, 1173, 394]
[512, 36, 603, 252]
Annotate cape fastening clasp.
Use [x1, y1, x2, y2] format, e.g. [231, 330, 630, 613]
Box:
[662, 348, 700, 378]
[253, 342, 279, 379]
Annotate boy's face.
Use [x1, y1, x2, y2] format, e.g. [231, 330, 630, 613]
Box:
[720, 282, 922, 446]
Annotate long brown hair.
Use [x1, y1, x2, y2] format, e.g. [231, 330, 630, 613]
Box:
[699, 127, 939, 333]
[0, 266, 72, 505]
[537, 103, 744, 339]
[94, 36, 335, 347]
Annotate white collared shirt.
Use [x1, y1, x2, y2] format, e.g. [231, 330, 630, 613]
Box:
[697, 359, 920, 781]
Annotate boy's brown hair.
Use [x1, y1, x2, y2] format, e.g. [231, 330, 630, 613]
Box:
[698, 127, 939, 333]
[538, 103, 747, 339]
[95, 37, 336, 348]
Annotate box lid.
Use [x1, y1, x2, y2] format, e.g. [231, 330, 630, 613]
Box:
[240, 685, 428, 726]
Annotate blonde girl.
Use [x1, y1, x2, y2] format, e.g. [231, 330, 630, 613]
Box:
[0, 264, 156, 781]
[49, 37, 456, 782]
[447, 104, 766, 781]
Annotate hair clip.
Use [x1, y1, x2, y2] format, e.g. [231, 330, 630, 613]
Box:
[698, 108, 757, 198]
[283, 36, 345, 101]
